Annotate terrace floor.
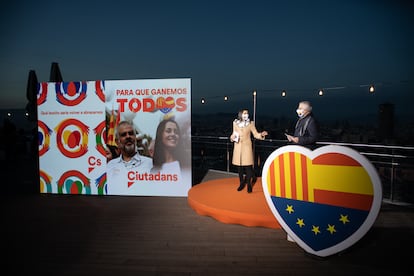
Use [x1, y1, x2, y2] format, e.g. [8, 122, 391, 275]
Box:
[3, 158, 414, 275]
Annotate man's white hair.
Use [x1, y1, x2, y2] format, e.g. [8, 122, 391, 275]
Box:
[299, 101, 312, 112]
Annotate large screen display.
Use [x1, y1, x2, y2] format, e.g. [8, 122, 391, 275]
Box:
[37, 78, 191, 196]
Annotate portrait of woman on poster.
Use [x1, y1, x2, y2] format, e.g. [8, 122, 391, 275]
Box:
[151, 118, 183, 177]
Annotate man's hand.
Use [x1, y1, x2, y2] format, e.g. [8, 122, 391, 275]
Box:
[285, 134, 299, 143]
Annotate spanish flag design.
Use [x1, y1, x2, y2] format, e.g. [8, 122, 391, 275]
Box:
[262, 145, 382, 257]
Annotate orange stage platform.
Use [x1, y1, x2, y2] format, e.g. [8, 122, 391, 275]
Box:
[188, 172, 281, 229]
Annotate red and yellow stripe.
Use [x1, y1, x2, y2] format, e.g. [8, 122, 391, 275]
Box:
[266, 152, 374, 211]
[107, 109, 116, 146]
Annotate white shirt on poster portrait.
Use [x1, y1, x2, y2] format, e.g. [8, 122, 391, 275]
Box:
[106, 153, 153, 195]
[160, 160, 182, 180]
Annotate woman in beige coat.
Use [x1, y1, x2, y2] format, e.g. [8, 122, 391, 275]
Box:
[230, 109, 268, 193]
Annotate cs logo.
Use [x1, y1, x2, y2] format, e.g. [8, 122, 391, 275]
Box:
[55, 118, 89, 158]
[57, 170, 91, 194]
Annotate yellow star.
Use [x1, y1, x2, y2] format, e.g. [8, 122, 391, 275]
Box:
[339, 214, 350, 224]
[296, 218, 305, 228]
[286, 205, 294, 214]
[327, 224, 336, 234]
[311, 225, 321, 235]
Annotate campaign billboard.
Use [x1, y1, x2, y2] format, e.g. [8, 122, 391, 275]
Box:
[37, 78, 191, 196]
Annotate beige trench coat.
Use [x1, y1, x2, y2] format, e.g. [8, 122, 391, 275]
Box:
[231, 120, 264, 166]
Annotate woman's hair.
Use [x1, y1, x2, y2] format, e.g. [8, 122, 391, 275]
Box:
[237, 108, 249, 120]
[152, 119, 182, 169]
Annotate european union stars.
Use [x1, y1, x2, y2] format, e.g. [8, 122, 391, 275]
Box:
[286, 204, 350, 235]
[272, 196, 368, 251]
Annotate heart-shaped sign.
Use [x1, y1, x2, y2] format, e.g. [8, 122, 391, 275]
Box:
[261, 145, 382, 257]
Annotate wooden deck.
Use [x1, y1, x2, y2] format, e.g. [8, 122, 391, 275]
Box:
[2, 158, 414, 275]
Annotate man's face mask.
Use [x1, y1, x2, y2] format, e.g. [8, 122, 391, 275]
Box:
[242, 113, 249, 121]
[296, 108, 305, 118]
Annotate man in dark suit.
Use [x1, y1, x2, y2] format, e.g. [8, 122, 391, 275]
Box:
[285, 100, 319, 149]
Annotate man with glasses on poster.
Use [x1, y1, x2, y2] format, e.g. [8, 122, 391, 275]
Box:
[106, 120, 153, 195]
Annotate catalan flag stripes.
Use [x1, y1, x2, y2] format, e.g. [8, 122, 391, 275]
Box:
[107, 109, 116, 146]
[267, 152, 310, 201]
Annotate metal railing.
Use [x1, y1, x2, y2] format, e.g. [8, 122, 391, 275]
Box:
[192, 135, 414, 205]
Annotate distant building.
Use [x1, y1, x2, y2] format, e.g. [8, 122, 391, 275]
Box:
[378, 103, 394, 141]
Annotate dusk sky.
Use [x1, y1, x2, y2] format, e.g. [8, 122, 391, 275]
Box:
[1, 0, 413, 122]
